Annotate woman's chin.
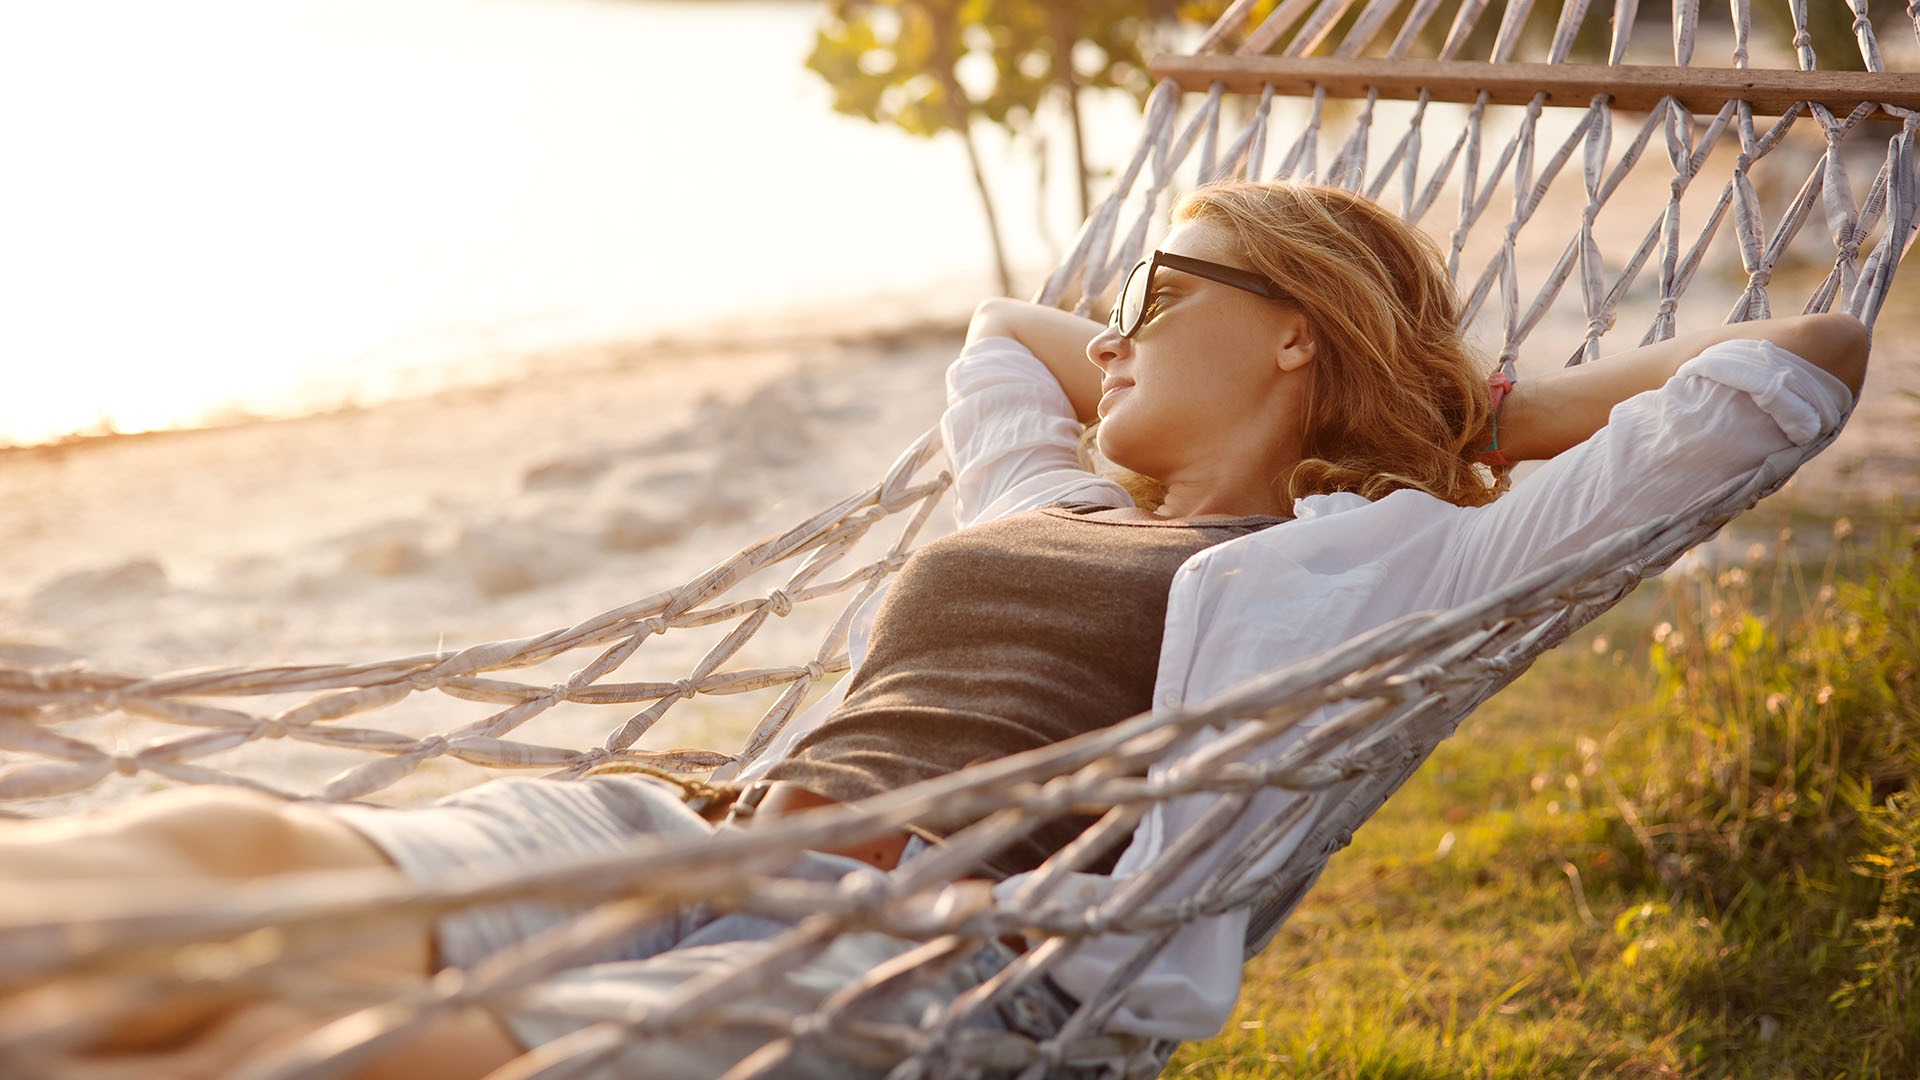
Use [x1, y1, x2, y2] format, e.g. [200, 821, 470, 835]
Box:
[1094, 430, 1148, 475]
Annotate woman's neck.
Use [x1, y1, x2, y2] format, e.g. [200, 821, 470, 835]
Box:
[1142, 416, 1304, 522]
[1148, 482, 1293, 521]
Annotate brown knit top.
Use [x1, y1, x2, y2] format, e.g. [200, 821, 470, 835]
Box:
[762, 501, 1284, 877]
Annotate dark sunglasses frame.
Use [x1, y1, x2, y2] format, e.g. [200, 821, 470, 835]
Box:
[1108, 250, 1289, 338]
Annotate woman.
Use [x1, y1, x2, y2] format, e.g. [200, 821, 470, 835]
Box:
[4, 181, 1868, 1078]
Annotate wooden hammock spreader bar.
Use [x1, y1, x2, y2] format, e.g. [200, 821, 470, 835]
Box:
[1147, 55, 1920, 116]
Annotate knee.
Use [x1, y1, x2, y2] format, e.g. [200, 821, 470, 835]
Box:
[131, 787, 319, 878]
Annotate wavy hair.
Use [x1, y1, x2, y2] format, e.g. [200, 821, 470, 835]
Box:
[1104, 181, 1503, 510]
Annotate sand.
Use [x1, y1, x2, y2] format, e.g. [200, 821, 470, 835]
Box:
[0, 324, 972, 800]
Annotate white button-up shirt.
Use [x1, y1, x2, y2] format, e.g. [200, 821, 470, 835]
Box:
[746, 334, 1853, 1038]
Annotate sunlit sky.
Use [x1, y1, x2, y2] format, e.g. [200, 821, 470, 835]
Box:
[10, 1, 1901, 446]
[0, 0, 1132, 445]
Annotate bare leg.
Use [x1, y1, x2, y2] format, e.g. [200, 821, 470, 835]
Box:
[0, 786, 404, 882]
[46, 997, 523, 1080]
[0, 787, 431, 1053]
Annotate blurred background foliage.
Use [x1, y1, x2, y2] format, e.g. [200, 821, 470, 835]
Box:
[807, 0, 1185, 292]
[802, 0, 1908, 293]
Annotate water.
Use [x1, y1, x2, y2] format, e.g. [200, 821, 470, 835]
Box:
[10, 3, 1870, 448]
[0, 0, 1109, 446]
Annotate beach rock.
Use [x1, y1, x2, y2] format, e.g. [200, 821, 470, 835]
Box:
[722, 381, 816, 468]
[28, 557, 170, 618]
[332, 520, 434, 578]
[600, 508, 681, 552]
[618, 461, 709, 498]
[454, 522, 584, 597]
[524, 453, 612, 492]
[583, 463, 754, 562]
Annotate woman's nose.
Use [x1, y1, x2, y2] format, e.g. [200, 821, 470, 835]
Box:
[1087, 322, 1129, 369]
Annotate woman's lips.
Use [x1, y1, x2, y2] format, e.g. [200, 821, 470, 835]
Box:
[1097, 381, 1132, 417]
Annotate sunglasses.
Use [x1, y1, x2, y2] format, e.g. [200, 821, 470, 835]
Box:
[1109, 250, 1290, 338]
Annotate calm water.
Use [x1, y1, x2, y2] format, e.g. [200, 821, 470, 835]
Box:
[0, 0, 1121, 446]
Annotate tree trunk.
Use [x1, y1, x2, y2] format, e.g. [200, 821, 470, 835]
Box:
[930, 15, 1013, 297]
[956, 119, 1015, 297]
[1053, 9, 1091, 222]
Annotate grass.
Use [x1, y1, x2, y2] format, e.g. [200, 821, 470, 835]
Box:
[1168, 505, 1919, 1079]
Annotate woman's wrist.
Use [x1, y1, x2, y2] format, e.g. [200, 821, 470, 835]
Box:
[1490, 313, 1868, 464]
[1476, 369, 1516, 468]
[1485, 366, 1626, 463]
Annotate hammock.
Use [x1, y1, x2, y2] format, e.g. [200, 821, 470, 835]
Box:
[2, 0, 1915, 1076]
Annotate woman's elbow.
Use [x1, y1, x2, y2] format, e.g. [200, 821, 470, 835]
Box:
[1778, 311, 1870, 399]
[967, 298, 1022, 346]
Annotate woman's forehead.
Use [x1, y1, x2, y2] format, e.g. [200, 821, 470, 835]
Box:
[1161, 220, 1248, 268]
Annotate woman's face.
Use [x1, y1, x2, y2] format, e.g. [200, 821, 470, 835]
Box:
[1085, 220, 1315, 488]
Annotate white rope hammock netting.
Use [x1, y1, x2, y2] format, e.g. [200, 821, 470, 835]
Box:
[2, 0, 1916, 1076]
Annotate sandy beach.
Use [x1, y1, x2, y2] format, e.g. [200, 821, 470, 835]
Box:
[0, 323, 976, 801]
[1, 292, 1914, 806]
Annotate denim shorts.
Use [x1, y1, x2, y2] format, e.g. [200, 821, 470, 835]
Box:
[328, 773, 870, 970]
[327, 775, 1082, 1077]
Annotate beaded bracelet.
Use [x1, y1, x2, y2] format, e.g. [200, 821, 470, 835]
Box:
[1479, 368, 1516, 468]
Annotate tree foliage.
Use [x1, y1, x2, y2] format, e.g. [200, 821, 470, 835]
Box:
[808, 0, 1168, 139]
[806, 0, 1179, 294]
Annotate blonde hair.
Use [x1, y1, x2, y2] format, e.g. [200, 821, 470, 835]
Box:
[1102, 181, 1502, 510]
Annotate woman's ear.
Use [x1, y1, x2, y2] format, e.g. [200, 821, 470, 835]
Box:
[1274, 310, 1316, 373]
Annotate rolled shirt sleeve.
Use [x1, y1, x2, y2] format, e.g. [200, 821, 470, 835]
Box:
[942, 337, 1132, 526]
[1433, 337, 1855, 609]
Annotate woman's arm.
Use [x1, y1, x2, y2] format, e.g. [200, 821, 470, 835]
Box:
[967, 298, 1106, 424]
[1496, 311, 1869, 462]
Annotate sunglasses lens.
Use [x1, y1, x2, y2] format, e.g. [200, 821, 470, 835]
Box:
[1117, 259, 1151, 336]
